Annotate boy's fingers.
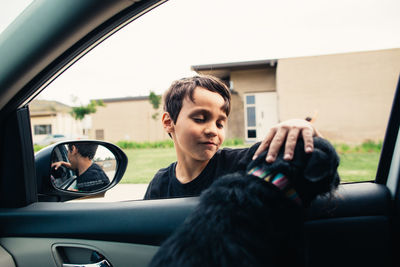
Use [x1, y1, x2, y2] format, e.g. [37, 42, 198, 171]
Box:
[266, 127, 288, 163]
[283, 127, 301, 160]
[252, 127, 276, 160]
[302, 127, 314, 153]
[314, 127, 323, 138]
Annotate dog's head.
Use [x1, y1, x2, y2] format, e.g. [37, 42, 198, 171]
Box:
[247, 137, 340, 206]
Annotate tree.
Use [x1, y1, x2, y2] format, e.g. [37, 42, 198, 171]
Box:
[71, 100, 105, 120]
[149, 91, 161, 120]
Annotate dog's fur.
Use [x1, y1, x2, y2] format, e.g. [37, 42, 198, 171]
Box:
[149, 137, 340, 267]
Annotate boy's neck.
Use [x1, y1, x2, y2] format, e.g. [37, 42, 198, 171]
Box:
[175, 159, 209, 184]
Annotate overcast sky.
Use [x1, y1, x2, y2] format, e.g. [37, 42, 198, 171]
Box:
[2, 0, 400, 106]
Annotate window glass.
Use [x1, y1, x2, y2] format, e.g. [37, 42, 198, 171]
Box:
[31, 0, 400, 202]
[34, 125, 52, 135]
[247, 130, 257, 139]
[246, 107, 256, 127]
[246, 95, 255, 105]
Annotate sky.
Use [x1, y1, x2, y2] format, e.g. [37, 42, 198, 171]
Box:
[2, 0, 400, 106]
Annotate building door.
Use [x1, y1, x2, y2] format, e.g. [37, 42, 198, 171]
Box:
[244, 92, 278, 142]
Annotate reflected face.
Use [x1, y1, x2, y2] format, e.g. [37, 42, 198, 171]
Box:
[170, 87, 227, 162]
[67, 145, 78, 169]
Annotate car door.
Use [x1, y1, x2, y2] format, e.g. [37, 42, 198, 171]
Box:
[0, 0, 399, 267]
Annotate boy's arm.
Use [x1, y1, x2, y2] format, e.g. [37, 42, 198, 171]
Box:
[253, 119, 322, 163]
[51, 161, 72, 170]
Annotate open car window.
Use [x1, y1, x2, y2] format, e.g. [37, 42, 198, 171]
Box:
[30, 0, 400, 202]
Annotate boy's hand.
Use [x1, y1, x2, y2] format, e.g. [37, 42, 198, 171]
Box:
[252, 119, 322, 163]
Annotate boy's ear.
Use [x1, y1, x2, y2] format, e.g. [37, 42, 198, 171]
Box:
[71, 145, 78, 155]
[162, 112, 174, 133]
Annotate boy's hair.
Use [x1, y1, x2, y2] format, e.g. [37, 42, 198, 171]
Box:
[163, 75, 231, 123]
[68, 143, 98, 160]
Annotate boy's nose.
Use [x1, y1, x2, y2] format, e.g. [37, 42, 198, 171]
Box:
[204, 124, 217, 136]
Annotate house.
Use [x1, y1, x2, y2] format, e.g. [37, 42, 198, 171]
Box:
[87, 48, 400, 144]
[192, 48, 400, 143]
[89, 96, 168, 142]
[29, 100, 88, 144]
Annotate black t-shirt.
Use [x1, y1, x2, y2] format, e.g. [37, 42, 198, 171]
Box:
[144, 142, 260, 200]
[76, 163, 110, 192]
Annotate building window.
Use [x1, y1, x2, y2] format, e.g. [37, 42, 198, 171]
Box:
[244, 94, 257, 140]
[246, 95, 255, 105]
[246, 107, 256, 127]
[96, 129, 104, 140]
[247, 129, 256, 138]
[34, 124, 52, 135]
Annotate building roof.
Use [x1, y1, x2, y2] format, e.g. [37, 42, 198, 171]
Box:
[29, 99, 71, 116]
[191, 59, 277, 72]
[191, 59, 277, 78]
[94, 96, 149, 103]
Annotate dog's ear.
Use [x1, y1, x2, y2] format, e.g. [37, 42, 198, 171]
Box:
[303, 138, 340, 183]
[304, 142, 338, 182]
[296, 137, 340, 205]
[247, 137, 340, 206]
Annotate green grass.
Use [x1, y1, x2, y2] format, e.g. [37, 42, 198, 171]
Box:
[121, 147, 177, 183]
[337, 152, 380, 182]
[34, 145, 46, 152]
[120, 145, 381, 184]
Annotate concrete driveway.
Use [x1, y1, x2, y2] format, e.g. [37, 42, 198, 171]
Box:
[72, 184, 148, 202]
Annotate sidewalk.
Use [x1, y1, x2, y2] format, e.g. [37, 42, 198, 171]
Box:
[73, 184, 148, 202]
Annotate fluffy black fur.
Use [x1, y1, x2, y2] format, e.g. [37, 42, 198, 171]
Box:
[149, 137, 340, 267]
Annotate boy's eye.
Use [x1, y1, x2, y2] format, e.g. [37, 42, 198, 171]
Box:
[193, 117, 205, 123]
[217, 122, 224, 129]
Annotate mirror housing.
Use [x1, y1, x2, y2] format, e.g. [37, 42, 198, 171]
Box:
[35, 140, 127, 202]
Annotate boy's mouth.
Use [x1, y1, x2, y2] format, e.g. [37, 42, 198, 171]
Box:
[201, 141, 218, 147]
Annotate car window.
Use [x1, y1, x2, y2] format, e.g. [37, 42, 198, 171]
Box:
[31, 0, 400, 202]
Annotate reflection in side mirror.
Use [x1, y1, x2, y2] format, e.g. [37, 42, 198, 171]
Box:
[50, 143, 116, 193]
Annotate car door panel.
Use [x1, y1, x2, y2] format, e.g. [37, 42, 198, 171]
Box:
[0, 183, 392, 267]
[0, 237, 158, 267]
[0, 245, 15, 267]
[0, 198, 198, 245]
[307, 183, 392, 267]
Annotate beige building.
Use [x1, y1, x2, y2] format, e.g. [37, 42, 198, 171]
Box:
[87, 48, 400, 144]
[90, 96, 168, 142]
[192, 60, 278, 142]
[193, 48, 400, 143]
[29, 100, 87, 144]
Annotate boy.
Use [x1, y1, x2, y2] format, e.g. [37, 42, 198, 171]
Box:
[144, 75, 318, 200]
[52, 143, 110, 192]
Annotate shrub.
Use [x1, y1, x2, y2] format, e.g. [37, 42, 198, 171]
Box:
[116, 140, 174, 149]
[361, 140, 382, 153]
[222, 138, 244, 146]
[333, 140, 382, 154]
[116, 138, 245, 149]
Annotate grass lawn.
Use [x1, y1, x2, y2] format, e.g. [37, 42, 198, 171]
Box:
[337, 152, 380, 182]
[120, 146, 380, 184]
[121, 147, 177, 183]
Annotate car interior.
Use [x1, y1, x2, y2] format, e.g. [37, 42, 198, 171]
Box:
[0, 0, 399, 266]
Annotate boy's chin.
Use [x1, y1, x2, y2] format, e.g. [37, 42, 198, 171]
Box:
[196, 150, 218, 161]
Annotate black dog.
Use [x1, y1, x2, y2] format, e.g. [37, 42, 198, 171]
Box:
[150, 137, 340, 267]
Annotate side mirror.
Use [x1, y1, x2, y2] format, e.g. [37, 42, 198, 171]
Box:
[35, 140, 127, 202]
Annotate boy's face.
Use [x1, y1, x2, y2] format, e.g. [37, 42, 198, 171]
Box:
[67, 145, 78, 169]
[164, 86, 227, 163]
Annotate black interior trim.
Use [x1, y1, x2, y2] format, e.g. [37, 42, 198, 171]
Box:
[17, 107, 37, 205]
[307, 182, 392, 220]
[376, 74, 400, 184]
[0, 183, 391, 246]
[0, 110, 31, 208]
